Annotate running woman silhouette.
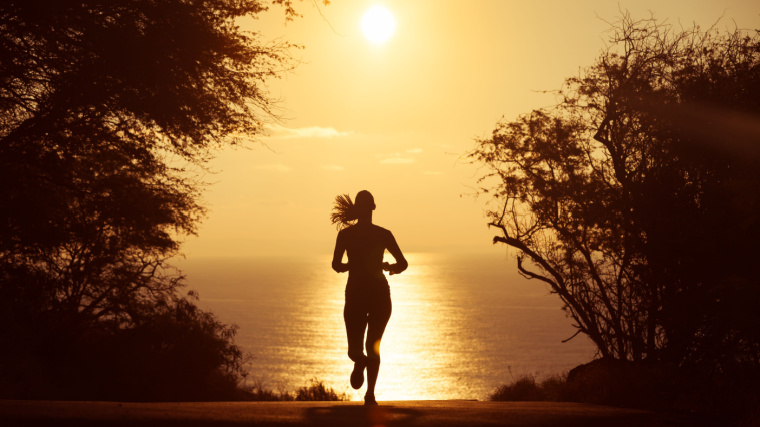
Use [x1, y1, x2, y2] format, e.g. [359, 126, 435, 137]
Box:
[331, 190, 407, 406]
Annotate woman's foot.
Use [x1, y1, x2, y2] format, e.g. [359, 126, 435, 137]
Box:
[364, 394, 378, 406]
[350, 359, 366, 389]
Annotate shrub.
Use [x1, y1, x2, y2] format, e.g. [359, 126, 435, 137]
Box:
[492, 359, 760, 424]
[0, 291, 248, 402]
[294, 379, 349, 401]
[243, 378, 347, 402]
[490, 372, 568, 402]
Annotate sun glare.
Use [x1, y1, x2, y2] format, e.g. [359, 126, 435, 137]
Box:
[361, 5, 395, 44]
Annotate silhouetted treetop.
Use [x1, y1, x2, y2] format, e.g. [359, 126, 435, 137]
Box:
[1, 0, 296, 160]
[1, 0, 303, 260]
[0, 0, 312, 400]
[469, 13, 760, 369]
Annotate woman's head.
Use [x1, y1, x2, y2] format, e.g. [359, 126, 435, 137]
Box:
[354, 190, 375, 213]
[330, 190, 375, 229]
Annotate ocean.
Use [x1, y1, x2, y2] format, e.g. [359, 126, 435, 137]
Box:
[176, 252, 596, 401]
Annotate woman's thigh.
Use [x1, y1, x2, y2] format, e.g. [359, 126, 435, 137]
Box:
[365, 292, 392, 357]
[344, 298, 368, 344]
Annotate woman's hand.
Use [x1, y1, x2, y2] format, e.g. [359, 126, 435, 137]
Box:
[335, 262, 349, 273]
[382, 262, 400, 275]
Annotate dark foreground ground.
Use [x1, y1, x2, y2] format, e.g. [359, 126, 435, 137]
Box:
[0, 399, 712, 426]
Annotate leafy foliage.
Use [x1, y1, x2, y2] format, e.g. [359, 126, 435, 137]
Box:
[0, 0, 304, 399]
[293, 378, 349, 401]
[491, 359, 759, 423]
[490, 373, 566, 402]
[245, 378, 348, 401]
[470, 13, 760, 370]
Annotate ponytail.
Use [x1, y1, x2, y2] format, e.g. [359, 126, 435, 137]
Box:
[331, 193, 357, 230]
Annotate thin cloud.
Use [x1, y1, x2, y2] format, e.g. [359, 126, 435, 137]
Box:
[265, 124, 352, 139]
[424, 171, 443, 175]
[252, 163, 291, 172]
[380, 157, 416, 165]
[321, 164, 345, 171]
[379, 148, 422, 165]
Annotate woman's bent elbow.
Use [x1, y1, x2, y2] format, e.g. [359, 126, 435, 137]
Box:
[397, 261, 409, 274]
[332, 261, 346, 273]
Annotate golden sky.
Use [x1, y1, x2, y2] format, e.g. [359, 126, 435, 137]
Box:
[181, 0, 760, 258]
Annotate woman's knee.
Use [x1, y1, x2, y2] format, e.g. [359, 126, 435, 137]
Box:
[365, 338, 382, 360]
[347, 348, 366, 363]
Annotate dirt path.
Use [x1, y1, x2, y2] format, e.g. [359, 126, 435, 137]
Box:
[0, 399, 705, 426]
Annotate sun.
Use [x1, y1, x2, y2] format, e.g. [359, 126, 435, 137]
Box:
[361, 5, 395, 44]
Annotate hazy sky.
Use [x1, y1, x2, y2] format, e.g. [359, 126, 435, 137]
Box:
[181, 0, 760, 258]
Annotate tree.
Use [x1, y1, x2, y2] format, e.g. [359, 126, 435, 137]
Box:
[0, 0, 315, 399]
[469, 13, 760, 369]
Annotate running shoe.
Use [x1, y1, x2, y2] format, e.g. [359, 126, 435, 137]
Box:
[350, 360, 365, 389]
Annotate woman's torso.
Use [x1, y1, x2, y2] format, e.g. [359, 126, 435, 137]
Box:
[341, 223, 389, 284]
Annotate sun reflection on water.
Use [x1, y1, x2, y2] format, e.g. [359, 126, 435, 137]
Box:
[373, 253, 474, 401]
[181, 252, 596, 402]
[279, 252, 454, 401]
